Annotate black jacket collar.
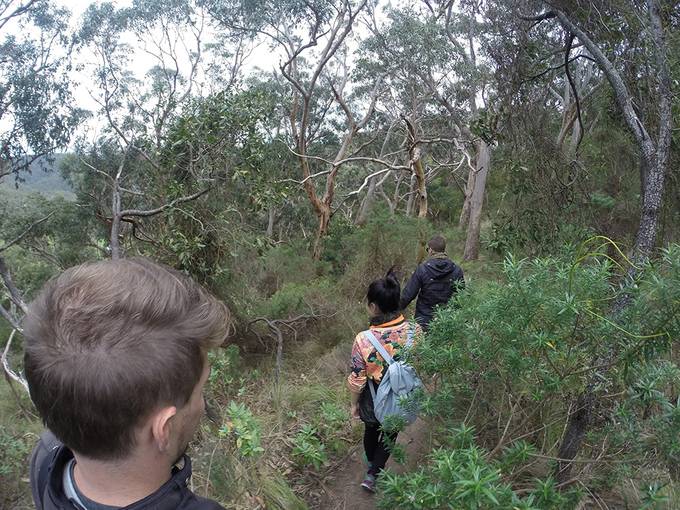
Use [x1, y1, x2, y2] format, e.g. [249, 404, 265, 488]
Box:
[34, 435, 224, 510]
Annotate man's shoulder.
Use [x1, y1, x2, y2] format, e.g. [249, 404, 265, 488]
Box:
[180, 494, 226, 510]
[157, 455, 226, 510]
[30, 430, 64, 508]
[31, 429, 62, 467]
[416, 260, 431, 272]
[28, 433, 226, 510]
[149, 456, 226, 510]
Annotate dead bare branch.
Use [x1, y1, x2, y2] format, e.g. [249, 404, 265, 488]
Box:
[0, 255, 27, 314]
[119, 188, 211, 218]
[248, 312, 331, 382]
[282, 144, 410, 173]
[2, 329, 28, 392]
[347, 169, 392, 197]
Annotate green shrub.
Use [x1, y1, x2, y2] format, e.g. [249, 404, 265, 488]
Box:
[405, 242, 680, 505]
[377, 427, 579, 509]
[257, 244, 329, 293]
[337, 210, 431, 299]
[291, 425, 328, 470]
[313, 402, 348, 453]
[209, 345, 245, 400]
[219, 402, 264, 458]
[0, 382, 41, 509]
[640, 482, 670, 510]
[0, 428, 33, 477]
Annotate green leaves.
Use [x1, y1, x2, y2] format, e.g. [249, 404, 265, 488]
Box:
[639, 482, 670, 509]
[499, 441, 536, 473]
[0, 1, 79, 179]
[291, 425, 328, 470]
[530, 477, 566, 509]
[219, 401, 265, 457]
[410, 247, 680, 506]
[377, 433, 565, 510]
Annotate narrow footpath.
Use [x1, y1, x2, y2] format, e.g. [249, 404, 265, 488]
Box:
[316, 419, 431, 510]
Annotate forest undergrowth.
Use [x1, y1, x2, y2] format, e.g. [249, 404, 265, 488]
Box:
[1, 0, 679, 508]
[2, 217, 680, 510]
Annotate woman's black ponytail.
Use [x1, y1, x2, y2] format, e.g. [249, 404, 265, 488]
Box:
[385, 265, 398, 285]
[367, 266, 401, 314]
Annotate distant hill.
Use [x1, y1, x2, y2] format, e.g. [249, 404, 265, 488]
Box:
[1, 154, 74, 199]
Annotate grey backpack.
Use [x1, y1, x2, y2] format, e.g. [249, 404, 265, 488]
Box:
[364, 325, 422, 425]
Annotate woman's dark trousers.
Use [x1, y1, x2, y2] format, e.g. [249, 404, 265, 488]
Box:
[363, 421, 398, 476]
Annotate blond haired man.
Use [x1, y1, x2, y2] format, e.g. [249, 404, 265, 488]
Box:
[25, 258, 230, 510]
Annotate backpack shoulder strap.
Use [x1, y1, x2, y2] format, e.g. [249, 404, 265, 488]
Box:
[405, 322, 416, 349]
[362, 331, 394, 365]
[31, 430, 62, 508]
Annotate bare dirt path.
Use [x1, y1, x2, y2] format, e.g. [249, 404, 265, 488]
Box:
[315, 418, 432, 510]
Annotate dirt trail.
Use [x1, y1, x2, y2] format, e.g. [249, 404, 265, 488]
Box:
[315, 419, 432, 510]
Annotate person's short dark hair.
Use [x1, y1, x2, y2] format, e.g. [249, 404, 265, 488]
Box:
[366, 267, 400, 314]
[428, 235, 446, 253]
[23, 257, 230, 460]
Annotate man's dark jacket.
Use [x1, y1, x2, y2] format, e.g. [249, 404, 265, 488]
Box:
[399, 254, 465, 328]
[30, 430, 225, 510]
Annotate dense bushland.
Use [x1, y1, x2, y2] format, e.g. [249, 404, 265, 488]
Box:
[1, 0, 680, 508]
[4, 193, 680, 508]
[378, 242, 680, 508]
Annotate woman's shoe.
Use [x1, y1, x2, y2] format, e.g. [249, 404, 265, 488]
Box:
[360, 473, 376, 493]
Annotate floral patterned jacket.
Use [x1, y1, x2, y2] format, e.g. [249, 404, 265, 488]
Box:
[347, 315, 421, 394]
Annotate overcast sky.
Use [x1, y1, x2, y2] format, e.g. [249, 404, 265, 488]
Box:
[44, 0, 279, 143]
[10, 0, 398, 146]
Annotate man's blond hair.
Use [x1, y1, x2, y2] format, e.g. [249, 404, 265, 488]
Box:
[24, 257, 230, 460]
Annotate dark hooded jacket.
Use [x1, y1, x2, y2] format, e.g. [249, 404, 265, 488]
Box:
[30, 430, 225, 510]
[399, 254, 465, 328]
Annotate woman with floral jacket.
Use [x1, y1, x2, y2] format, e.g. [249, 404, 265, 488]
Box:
[347, 269, 422, 493]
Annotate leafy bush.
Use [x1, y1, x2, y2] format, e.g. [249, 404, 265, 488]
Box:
[257, 244, 329, 294]
[337, 210, 432, 298]
[219, 402, 264, 458]
[313, 402, 348, 453]
[291, 425, 328, 470]
[405, 242, 680, 506]
[0, 382, 41, 509]
[640, 482, 670, 509]
[377, 426, 579, 509]
[0, 428, 33, 478]
[262, 280, 333, 319]
[208, 345, 245, 400]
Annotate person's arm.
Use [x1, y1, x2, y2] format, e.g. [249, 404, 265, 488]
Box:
[399, 266, 422, 311]
[454, 265, 465, 291]
[350, 391, 360, 419]
[347, 334, 367, 420]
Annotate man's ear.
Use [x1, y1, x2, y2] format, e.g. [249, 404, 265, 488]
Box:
[151, 406, 177, 453]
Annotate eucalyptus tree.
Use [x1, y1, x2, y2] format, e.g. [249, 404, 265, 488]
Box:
[516, 0, 675, 483]
[0, 0, 81, 392]
[205, 0, 386, 259]
[477, 0, 609, 251]
[363, 1, 495, 259]
[0, 0, 80, 182]
[76, 0, 218, 259]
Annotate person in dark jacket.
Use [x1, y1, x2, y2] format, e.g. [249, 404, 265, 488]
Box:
[24, 258, 230, 510]
[399, 235, 465, 329]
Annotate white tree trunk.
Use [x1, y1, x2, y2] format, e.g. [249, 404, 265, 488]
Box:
[266, 205, 276, 238]
[405, 174, 417, 217]
[463, 140, 490, 261]
[110, 182, 122, 260]
[459, 165, 475, 228]
[355, 175, 377, 225]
